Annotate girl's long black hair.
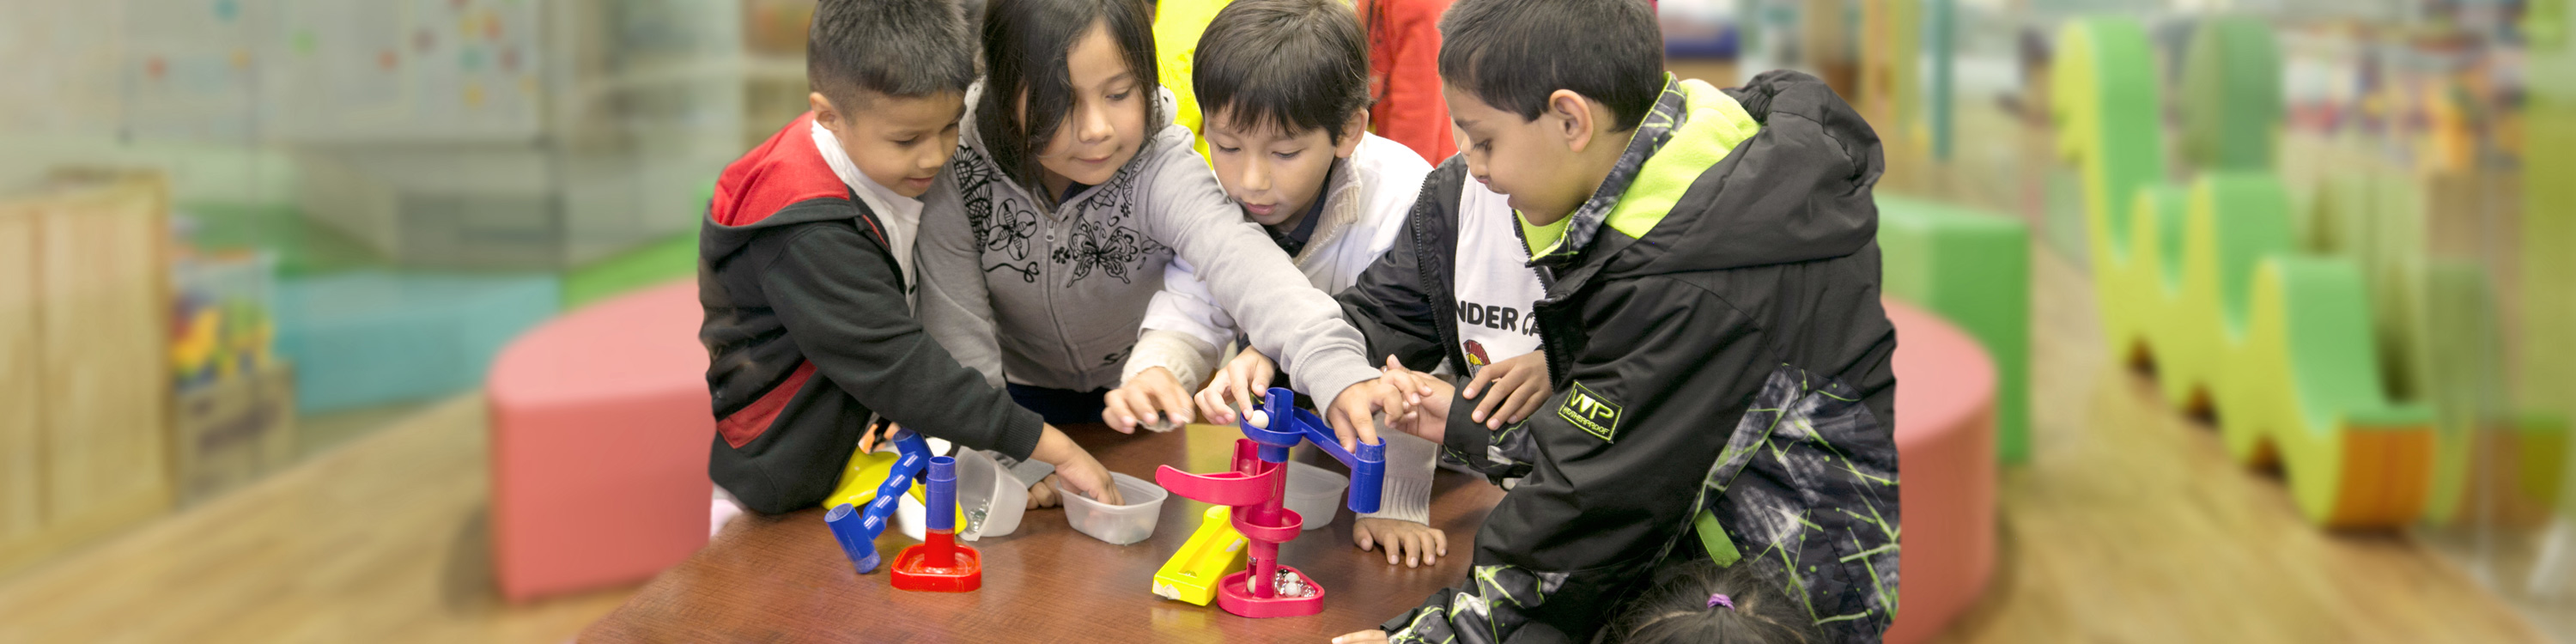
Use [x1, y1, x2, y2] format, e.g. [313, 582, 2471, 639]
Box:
[975, 0, 1164, 191]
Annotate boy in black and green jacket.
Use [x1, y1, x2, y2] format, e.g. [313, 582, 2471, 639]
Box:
[1328, 0, 1900, 641]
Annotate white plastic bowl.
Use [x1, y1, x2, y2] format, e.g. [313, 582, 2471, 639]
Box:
[1056, 471, 1168, 545]
[1284, 461, 1349, 531]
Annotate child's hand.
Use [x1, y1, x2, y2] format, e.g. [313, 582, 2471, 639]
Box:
[1030, 425, 1125, 505]
[1104, 367, 1194, 433]
[1382, 357, 1454, 443]
[1197, 348, 1277, 425]
[1353, 517, 1448, 568]
[1331, 629, 1390, 644]
[1463, 351, 1551, 429]
[1325, 378, 1408, 453]
[1027, 475, 1061, 508]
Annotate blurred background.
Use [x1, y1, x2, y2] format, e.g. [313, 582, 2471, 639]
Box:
[0, 0, 2567, 641]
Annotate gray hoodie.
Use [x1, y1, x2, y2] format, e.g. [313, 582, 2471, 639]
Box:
[916, 88, 1379, 412]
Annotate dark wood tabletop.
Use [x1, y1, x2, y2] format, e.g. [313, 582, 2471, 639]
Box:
[583, 422, 1505, 642]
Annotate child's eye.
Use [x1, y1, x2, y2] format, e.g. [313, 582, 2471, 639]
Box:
[1273, 150, 1300, 161]
[895, 137, 921, 145]
[1212, 144, 1240, 154]
[1109, 90, 1133, 101]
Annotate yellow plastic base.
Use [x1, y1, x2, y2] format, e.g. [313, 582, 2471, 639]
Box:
[1151, 506, 1249, 605]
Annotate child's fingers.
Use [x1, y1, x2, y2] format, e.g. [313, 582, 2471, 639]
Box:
[1151, 384, 1194, 428]
[1230, 372, 1262, 423]
[1472, 380, 1510, 423]
[1246, 360, 1275, 394]
[1196, 387, 1236, 425]
[1462, 360, 1508, 399]
[1332, 629, 1389, 644]
[1327, 406, 1362, 453]
[1101, 393, 1136, 433]
[1381, 355, 1424, 406]
[1431, 528, 1449, 556]
[1114, 391, 1152, 434]
[1028, 476, 1061, 508]
[1501, 380, 1549, 424]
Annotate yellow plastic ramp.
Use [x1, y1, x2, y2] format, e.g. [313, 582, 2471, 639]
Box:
[1151, 506, 1249, 605]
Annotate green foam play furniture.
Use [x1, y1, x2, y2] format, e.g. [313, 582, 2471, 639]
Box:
[1876, 195, 2031, 464]
[2055, 17, 2436, 527]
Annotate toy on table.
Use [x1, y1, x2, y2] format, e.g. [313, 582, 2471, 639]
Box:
[825, 428, 932, 574]
[890, 456, 982, 592]
[1151, 506, 1249, 605]
[1153, 387, 1383, 617]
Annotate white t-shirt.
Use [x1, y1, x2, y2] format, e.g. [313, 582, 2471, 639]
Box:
[1450, 180, 1546, 376]
[811, 120, 923, 307]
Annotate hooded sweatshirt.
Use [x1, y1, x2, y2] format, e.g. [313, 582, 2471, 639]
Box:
[1358, 70, 1901, 644]
[698, 112, 1046, 515]
[1125, 131, 1437, 522]
[917, 87, 1381, 410]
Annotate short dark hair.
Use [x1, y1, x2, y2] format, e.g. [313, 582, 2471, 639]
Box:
[1608, 560, 1824, 644]
[1436, 0, 1662, 129]
[807, 0, 980, 108]
[1192, 0, 1372, 143]
[976, 0, 1163, 189]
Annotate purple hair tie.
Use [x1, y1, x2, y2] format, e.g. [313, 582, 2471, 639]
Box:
[1708, 594, 1735, 610]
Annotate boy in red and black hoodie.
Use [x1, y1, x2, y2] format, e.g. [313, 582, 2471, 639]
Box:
[699, 0, 1121, 514]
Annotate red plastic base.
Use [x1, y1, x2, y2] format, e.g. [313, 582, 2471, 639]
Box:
[1212, 566, 1324, 617]
[890, 544, 983, 592]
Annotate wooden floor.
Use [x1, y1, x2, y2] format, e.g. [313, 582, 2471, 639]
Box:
[0, 395, 630, 644]
[0, 243, 2550, 643]
[1926, 246, 2549, 644]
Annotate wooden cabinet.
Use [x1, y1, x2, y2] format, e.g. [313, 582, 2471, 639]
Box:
[0, 170, 173, 576]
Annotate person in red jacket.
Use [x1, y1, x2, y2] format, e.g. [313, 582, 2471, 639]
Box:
[697, 0, 1122, 515]
[1362, 0, 1456, 162]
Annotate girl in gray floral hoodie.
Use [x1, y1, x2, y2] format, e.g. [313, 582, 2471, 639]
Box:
[917, 0, 1400, 447]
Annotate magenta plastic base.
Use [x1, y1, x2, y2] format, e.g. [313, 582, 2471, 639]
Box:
[1212, 566, 1324, 618]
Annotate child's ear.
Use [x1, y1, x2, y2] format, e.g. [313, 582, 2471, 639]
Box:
[809, 92, 841, 130]
[1334, 111, 1370, 159]
[1546, 89, 1598, 153]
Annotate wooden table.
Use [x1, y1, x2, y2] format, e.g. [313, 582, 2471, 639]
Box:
[584, 423, 1504, 641]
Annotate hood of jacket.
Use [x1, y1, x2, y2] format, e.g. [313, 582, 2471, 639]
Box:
[1549, 70, 1885, 283]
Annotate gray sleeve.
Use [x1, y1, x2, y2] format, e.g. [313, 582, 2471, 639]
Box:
[1133, 136, 1380, 410]
[917, 169, 1008, 389]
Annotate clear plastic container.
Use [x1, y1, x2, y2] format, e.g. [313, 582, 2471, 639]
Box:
[1056, 471, 1169, 545]
[1284, 461, 1349, 531]
[949, 449, 1029, 540]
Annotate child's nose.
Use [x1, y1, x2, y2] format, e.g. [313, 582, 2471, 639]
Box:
[1240, 161, 1268, 192]
[1077, 106, 1115, 143]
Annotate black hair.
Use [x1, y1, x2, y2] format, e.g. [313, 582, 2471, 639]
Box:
[1191, 0, 1373, 143]
[1435, 0, 1662, 130]
[806, 0, 981, 109]
[1607, 560, 1824, 644]
[977, 0, 1164, 190]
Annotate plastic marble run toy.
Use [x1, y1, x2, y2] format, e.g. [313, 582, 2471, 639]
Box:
[823, 429, 982, 592]
[1153, 387, 1383, 617]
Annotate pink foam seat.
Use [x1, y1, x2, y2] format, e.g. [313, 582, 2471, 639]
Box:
[488, 281, 713, 602]
[1881, 297, 1999, 644]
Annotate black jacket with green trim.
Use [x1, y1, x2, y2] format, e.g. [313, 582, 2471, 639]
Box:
[1344, 70, 1899, 643]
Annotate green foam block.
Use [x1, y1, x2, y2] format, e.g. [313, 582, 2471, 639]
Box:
[1877, 194, 2032, 464]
